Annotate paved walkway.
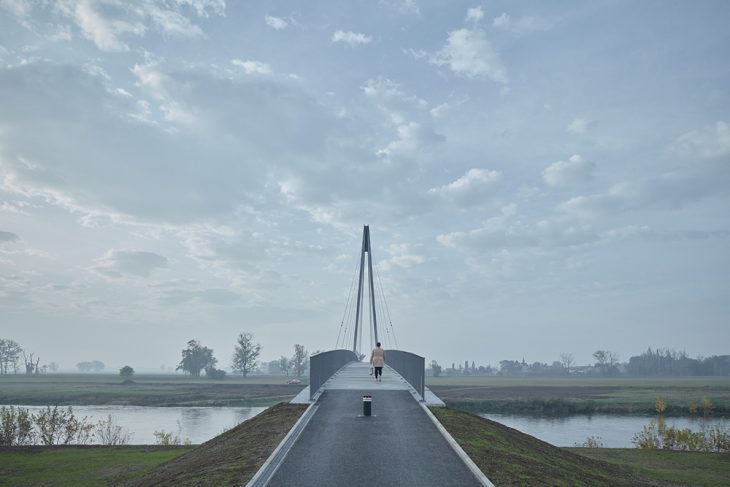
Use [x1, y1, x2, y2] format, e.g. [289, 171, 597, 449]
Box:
[267, 388, 484, 486]
[291, 362, 445, 406]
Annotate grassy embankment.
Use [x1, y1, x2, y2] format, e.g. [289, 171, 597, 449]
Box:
[432, 407, 730, 486]
[427, 376, 730, 416]
[0, 373, 305, 407]
[2, 403, 728, 486]
[0, 403, 306, 486]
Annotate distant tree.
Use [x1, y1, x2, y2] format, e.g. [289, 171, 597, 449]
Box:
[279, 356, 291, 377]
[560, 353, 575, 375]
[0, 339, 23, 375]
[22, 352, 40, 375]
[291, 344, 309, 377]
[119, 366, 134, 378]
[231, 333, 261, 377]
[593, 350, 619, 376]
[77, 360, 105, 373]
[430, 360, 442, 377]
[177, 340, 216, 377]
[48, 362, 59, 373]
[499, 360, 523, 376]
[205, 366, 226, 380]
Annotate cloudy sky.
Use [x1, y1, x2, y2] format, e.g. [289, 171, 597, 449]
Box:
[1, 0, 728, 372]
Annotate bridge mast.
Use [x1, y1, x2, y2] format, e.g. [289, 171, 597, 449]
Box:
[353, 225, 379, 354]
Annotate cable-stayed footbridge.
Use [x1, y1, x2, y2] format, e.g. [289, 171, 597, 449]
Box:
[247, 226, 493, 487]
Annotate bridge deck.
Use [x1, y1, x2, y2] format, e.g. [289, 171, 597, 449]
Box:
[267, 389, 483, 486]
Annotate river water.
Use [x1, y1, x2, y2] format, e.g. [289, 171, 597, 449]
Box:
[7, 405, 726, 447]
[8, 405, 266, 444]
[480, 413, 727, 448]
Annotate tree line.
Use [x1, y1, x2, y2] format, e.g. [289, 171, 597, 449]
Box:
[175, 333, 310, 380]
[430, 348, 730, 377]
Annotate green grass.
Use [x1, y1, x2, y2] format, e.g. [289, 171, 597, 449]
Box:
[0, 374, 306, 407]
[433, 406, 730, 486]
[427, 375, 730, 388]
[569, 448, 730, 487]
[0, 446, 192, 486]
[427, 376, 730, 416]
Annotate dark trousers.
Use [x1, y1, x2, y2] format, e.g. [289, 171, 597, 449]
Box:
[374, 366, 383, 379]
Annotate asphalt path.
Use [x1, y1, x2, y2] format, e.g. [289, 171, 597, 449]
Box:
[267, 389, 482, 487]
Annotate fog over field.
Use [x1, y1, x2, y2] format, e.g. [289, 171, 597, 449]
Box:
[0, 1, 728, 371]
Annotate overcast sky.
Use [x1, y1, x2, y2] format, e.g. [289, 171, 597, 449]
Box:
[1, 0, 728, 372]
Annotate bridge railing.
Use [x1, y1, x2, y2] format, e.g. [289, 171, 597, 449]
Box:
[309, 349, 359, 399]
[385, 349, 425, 400]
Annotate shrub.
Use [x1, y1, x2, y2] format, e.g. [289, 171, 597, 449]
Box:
[34, 406, 93, 445]
[154, 420, 191, 446]
[575, 435, 605, 448]
[95, 414, 132, 446]
[119, 365, 135, 378]
[0, 406, 34, 446]
[632, 416, 729, 452]
[205, 366, 226, 380]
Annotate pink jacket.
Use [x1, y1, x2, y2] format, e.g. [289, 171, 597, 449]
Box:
[370, 347, 385, 367]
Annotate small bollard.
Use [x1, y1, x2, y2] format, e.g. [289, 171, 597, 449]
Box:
[362, 395, 372, 416]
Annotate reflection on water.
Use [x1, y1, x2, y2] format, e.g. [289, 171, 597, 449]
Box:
[480, 413, 726, 448]
[9, 405, 267, 444]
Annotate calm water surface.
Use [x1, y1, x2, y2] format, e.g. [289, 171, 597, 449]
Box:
[480, 413, 727, 448]
[11, 405, 266, 444]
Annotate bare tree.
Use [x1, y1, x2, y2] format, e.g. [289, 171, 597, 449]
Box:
[231, 333, 261, 377]
[560, 353, 575, 375]
[593, 350, 620, 376]
[22, 352, 40, 375]
[291, 344, 309, 377]
[278, 356, 291, 377]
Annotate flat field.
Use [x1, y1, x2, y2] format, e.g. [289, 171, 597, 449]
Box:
[427, 376, 730, 415]
[0, 445, 192, 486]
[0, 373, 305, 407]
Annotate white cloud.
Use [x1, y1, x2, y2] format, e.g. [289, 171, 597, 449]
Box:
[543, 154, 594, 187]
[0, 0, 31, 17]
[429, 27, 507, 82]
[380, 0, 420, 15]
[670, 121, 730, 159]
[429, 168, 502, 204]
[380, 243, 425, 271]
[265, 15, 288, 30]
[492, 12, 553, 34]
[0, 230, 20, 243]
[332, 30, 372, 46]
[465, 7, 484, 23]
[92, 250, 168, 278]
[377, 122, 444, 159]
[567, 118, 591, 135]
[72, 0, 143, 52]
[231, 58, 273, 76]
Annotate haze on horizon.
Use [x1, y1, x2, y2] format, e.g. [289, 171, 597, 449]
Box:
[1, 1, 728, 372]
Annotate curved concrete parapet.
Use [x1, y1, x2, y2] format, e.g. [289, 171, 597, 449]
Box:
[385, 349, 425, 400]
[309, 349, 358, 399]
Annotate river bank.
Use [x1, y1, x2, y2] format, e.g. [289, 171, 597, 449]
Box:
[2, 404, 728, 486]
[428, 376, 730, 417]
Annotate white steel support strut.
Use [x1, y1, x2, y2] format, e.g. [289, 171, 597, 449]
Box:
[353, 225, 378, 353]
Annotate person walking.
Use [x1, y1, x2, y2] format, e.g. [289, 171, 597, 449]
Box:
[370, 342, 386, 382]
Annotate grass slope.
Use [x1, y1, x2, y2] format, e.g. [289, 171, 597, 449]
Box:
[131, 402, 306, 486]
[0, 446, 191, 486]
[432, 407, 658, 486]
[570, 448, 730, 487]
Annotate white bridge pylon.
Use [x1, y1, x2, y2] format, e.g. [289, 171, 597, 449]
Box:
[353, 224, 378, 353]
